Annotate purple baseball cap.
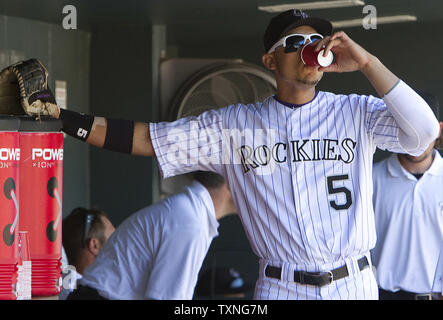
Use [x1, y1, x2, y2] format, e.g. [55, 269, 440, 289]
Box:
[263, 9, 333, 52]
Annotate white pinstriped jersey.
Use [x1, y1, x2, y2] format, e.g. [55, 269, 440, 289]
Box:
[150, 89, 408, 299]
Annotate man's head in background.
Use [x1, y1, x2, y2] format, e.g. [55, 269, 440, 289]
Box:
[193, 171, 237, 219]
[62, 207, 115, 274]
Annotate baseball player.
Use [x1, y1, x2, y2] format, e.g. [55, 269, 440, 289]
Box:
[371, 93, 443, 300]
[67, 171, 237, 300]
[22, 10, 439, 299]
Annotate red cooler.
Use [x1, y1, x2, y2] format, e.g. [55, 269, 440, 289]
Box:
[19, 116, 63, 297]
[0, 116, 20, 300]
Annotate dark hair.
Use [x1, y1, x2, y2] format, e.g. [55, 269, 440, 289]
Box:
[193, 171, 226, 190]
[418, 91, 441, 148]
[62, 207, 108, 267]
[418, 92, 440, 120]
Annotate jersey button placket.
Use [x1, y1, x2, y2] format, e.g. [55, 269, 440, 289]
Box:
[412, 178, 421, 217]
[288, 109, 312, 263]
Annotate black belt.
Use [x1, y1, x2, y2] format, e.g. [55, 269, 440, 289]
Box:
[379, 288, 433, 300]
[265, 256, 370, 287]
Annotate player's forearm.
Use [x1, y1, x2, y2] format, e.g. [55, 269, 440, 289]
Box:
[372, 76, 439, 154]
[86, 119, 154, 156]
[56, 108, 155, 156]
[360, 54, 399, 97]
[85, 117, 106, 148]
[362, 55, 439, 154]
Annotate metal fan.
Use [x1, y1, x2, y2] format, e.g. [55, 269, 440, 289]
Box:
[161, 61, 277, 197]
[169, 61, 276, 120]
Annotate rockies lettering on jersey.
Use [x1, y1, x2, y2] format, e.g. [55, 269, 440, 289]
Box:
[238, 137, 357, 173]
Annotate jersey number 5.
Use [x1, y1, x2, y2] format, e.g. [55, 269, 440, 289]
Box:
[327, 174, 352, 210]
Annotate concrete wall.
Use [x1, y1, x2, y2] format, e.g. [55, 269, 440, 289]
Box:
[89, 25, 156, 226]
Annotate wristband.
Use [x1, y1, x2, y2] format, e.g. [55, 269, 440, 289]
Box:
[59, 108, 94, 141]
[103, 118, 135, 154]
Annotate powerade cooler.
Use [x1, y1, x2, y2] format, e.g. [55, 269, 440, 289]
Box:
[19, 116, 63, 297]
[0, 116, 20, 300]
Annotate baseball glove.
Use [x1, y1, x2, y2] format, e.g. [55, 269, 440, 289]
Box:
[0, 59, 58, 117]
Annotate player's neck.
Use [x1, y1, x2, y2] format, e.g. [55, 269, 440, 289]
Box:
[397, 151, 435, 174]
[76, 251, 96, 275]
[208, 188, 235, 221]
[276, 86, 316, 105]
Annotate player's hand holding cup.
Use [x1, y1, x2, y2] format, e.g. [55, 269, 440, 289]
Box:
[314, 31, 373, 73]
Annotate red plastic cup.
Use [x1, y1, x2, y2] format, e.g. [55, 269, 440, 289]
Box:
[301, 43, 334, 67]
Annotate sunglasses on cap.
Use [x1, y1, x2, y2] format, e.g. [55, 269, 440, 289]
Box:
[267, 33, 323, 54]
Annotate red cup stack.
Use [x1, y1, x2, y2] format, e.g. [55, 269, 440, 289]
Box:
[19, 117, 63, 297]
[0, 117, 20, 300]
[17, 231, 31, 300]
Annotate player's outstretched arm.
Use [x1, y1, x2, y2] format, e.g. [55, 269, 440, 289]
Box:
[51, 105, 155, 157]
[315, 31, 439, 154]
